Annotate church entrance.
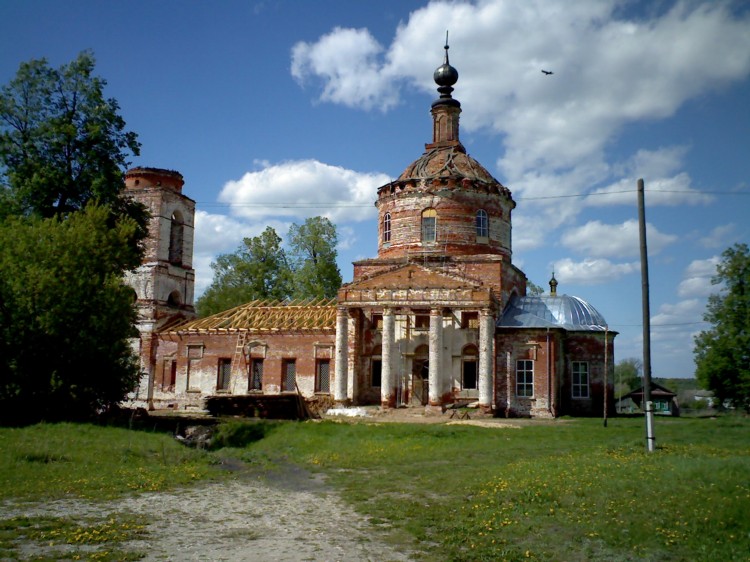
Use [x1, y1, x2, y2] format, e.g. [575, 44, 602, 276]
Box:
[411, 345, 429, 406]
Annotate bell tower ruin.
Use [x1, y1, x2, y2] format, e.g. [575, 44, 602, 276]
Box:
[124, 167, 196, 406]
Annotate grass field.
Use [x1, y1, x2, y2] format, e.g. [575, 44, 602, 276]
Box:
[233, 415, 750, 561]
[1, 416, 748, 561]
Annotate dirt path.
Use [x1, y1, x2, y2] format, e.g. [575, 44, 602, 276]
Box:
[4, 470, 413, 561]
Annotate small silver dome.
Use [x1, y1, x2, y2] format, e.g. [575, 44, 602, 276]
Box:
[498, 294, 608, 331]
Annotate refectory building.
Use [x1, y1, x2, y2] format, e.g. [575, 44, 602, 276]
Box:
[126, 46, 615, 418]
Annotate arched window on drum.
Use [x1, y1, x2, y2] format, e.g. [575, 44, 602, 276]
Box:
[382, 212, 391, 244]
[476, 209, 489, 240]
[421, 208, 437, 243]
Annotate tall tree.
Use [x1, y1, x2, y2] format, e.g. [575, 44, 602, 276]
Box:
[0, 51, 141, 221]
[288, 216, 342, 300]
[694, 243, 750, 411]
[196, 227, 293, 316]
[0, 204, 142, 424]
[0, 52, 146, 423]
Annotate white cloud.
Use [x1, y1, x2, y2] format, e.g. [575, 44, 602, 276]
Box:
[291, 27, 396, 111]
[699, 224, 736, 248]
[561, 219, 678, 258]
[218, 159, 390, 223]
[677, 256, 720, 298]
[290, 1, 750, 240]
[554, 257, 639, 285]
[293, 1, 750, 173]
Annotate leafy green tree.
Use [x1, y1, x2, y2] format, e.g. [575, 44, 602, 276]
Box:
[288, 216, 342, 300]
[0, 51, 141, 223]
[614, 357, 642, 397]
[196, 227, 294, 316]
[0, 204, 142, 424]
[527, 280, 545, 296]
[694, 243, 750, 411]
[0, 52, 146, 423]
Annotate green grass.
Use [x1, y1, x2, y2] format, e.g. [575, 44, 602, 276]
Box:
[1, 417, 748, 561]
[238, 415, 750, 561]
[0, 423, 216, 502]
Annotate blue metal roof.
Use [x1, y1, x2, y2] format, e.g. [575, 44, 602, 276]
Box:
[498, 294, 608, 331]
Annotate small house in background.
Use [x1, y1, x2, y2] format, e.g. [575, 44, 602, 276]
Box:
[623, 382, 679, 416]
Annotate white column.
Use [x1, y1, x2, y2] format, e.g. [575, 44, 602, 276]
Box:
[478, 308, 495, 410]
[334, 307, 348, 402]
[381, 308, 395, 408]
[428, 308, 443, 406]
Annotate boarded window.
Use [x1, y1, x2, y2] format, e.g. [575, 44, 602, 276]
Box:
[250, 359, 263, 391]
[572, 361, 589, 398]
[316, 359, 330, 393]
[217, 358, 231, 391]
[516, 359, 534, 397]
[282, 359, 296, 392]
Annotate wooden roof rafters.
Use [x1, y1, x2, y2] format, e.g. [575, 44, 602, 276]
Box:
[164, 298, 337, 334]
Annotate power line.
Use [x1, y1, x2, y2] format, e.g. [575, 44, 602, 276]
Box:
[194, 188, 748, 208]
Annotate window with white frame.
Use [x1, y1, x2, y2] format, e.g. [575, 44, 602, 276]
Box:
[572, 361, 590, 398]
[476, 209, 489, 239]
[516, 359, 534, 397]
[383, 212, 391, 243]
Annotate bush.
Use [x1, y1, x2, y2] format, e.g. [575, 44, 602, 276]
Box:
[210, 420, 277, 450]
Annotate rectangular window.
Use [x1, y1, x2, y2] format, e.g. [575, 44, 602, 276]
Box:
[250, 358, 263, 391]
[461, 311, 479, 329]
[282, 359, 296, 392]
[516, 359, 534, 397]
[372, 359, 382, 387]
[414, 314, 430, 330]
[316, 359, 330, 393]
[217, 358, 231, 391]
[372, 313, 383, 330]
[572, 361, 589, 398]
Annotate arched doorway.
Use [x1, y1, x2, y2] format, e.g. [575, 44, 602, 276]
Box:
[411, 344, 429, 406]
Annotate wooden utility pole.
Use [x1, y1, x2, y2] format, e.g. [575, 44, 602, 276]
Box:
[637, 178, 656, 452]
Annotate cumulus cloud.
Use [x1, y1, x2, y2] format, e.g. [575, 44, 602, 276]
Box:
[292, 1, 750, 177]
[218, 159, 390, 223]
[561, 219, 678, 258]
[699, 224, 736, 248]
[291, 27, 396, 111]
[290, 1, 749, 264]
[553, 257, 639, 285]
[677, 256, 720, 298]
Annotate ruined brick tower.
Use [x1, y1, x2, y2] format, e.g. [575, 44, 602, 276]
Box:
[123, 167, 196, 405]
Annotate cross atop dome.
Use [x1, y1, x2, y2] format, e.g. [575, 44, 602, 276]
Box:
[432, 31, 460, 108]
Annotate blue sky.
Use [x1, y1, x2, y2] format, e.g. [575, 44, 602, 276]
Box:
[2, 0, 749, 380]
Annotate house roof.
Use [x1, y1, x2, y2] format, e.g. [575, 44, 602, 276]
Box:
[624, 382, 677, 399]
[164, 298, 336, 334]
[498, 294, 609, 331]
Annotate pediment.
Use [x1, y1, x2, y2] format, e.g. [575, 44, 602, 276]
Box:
[343, 263, 483, 291]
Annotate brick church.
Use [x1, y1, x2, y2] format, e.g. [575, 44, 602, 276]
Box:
[125, 46, 616, 418]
